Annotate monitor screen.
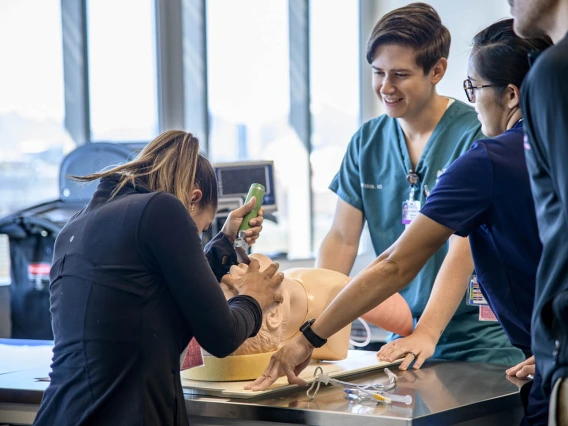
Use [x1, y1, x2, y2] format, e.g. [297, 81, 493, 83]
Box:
[219, 167, 269, 196]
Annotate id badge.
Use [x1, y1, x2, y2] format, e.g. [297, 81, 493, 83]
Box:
[466, 274, 498, 321]
[402, 200, 421, 225]
[466, 274, 487, 306]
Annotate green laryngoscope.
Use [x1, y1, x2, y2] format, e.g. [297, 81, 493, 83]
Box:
[234, 184, 265, 262]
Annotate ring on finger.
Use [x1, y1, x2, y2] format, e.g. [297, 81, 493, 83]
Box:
[409, 352, 417, 358]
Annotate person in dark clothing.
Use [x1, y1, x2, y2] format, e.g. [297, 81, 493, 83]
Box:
[508, 0, 568, 424]
[33, 130, 284, 426]
[248, 19, 551, 426]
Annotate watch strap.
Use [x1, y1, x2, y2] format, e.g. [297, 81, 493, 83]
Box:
[300, 319, 327, 348]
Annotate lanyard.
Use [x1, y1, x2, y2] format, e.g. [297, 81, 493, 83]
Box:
[406, 170, 419, 201]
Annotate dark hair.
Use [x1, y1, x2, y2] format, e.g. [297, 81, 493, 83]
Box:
[366, 2, 450, 74]
[193, 152, 218, 211]
[470, 19, 552, 90]
[74, 130, 218, 212]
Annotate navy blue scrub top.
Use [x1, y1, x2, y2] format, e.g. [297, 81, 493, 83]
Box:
[420, 121, 542, 352]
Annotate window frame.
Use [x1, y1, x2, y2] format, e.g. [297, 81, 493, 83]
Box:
[60, 0, 369, 259]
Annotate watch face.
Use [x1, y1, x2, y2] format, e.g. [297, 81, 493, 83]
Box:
[300, 318, 315, 332]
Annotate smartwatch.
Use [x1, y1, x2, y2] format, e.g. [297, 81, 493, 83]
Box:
[300, 318, 327, 348]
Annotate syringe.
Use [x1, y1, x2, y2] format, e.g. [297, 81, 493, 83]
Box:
[376, 392, 413, 405]
[344, 389, 412, 405]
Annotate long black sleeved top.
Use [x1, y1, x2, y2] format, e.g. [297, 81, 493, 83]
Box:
[522, 34, 568, 395]
[33, 176, 262, 426]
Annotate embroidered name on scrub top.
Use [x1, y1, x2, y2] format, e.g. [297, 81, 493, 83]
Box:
[402, 170, 421, 225]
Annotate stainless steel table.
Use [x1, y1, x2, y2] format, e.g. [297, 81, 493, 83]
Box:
[0, 343, 527, 426]
[183, 361, 526, 426]
[0, 341, 525, 426]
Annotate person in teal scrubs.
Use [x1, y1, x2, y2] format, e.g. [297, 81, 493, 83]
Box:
[316, 3, 523, 364]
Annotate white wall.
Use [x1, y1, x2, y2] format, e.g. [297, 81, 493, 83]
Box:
[427, 0, 511, 102]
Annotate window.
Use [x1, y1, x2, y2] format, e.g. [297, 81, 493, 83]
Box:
[0, 0, 73, 217]
[207, 0, 311, 259]
[87, 0, 159, 142]
[310, 0, 360, 250]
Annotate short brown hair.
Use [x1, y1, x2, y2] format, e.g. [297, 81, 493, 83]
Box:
[74, 130, 218, 212]
[366, 2, 451, 74]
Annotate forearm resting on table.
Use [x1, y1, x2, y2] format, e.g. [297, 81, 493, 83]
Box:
[311, 214, 454, 340]
[413, 235, 473, 341]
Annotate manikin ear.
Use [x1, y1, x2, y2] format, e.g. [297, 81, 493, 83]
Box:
[429, 57, 448, 85]
[264, 301, 284, 331]
[504, 84, 521, 110]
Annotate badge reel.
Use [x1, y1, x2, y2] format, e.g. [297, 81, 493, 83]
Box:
[402, 171, 421, 226]
[466, 273, 497, 321]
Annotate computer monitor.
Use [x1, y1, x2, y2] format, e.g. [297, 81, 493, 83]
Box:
[214, 161, 276, 213]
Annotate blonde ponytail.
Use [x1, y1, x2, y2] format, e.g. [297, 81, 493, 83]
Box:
[73, 130, 218, 212]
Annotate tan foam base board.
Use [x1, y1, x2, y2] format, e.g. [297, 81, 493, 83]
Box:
[181, 350, 402, 399]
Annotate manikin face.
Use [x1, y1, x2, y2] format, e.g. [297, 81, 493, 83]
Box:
[371, 44, 442, 120]
[466, 64, 509, 138]
[221, 256, 291, 356]
[508, 0, 557, 38]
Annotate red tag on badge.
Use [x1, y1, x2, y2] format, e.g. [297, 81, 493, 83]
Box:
[479, 305, 498, 321]
[181, 337, 204, 371]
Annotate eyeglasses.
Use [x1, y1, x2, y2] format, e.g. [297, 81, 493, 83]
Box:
[463, 79, 503, 103]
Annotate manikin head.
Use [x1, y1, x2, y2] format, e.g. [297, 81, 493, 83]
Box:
[220, 253, 353, 359]
[221, 255, 292, 355]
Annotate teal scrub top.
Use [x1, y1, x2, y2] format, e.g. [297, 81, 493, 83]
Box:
[330, 99, 524, 365]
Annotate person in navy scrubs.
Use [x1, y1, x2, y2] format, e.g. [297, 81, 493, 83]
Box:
[33, 130, 284, 426]
[250, 19, 551, 426]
